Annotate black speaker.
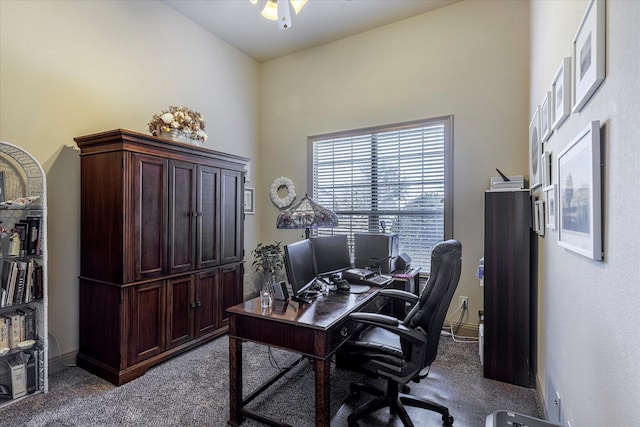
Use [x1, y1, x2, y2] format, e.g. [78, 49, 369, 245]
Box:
[271, 281, 289, 301]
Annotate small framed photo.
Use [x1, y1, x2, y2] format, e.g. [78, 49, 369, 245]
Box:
[244, 187, 255, 215]
[572, 0, 605, 113]
[544, 184, 558, 230]
[529, 107, 541, 189]
[534, 199, 545, 236]
[557, 121, 602, 260]
[541, 151, 551, 188]
[540, 92, 553, 142]
[552, 57, 571, 129]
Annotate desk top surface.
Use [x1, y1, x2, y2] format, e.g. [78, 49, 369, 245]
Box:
[227, 286, 379, 331]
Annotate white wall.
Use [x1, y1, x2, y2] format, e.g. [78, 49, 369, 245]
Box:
[257, 0, 530, 322]
[0, 1, 259, 361]
[530, 1, 640, 425]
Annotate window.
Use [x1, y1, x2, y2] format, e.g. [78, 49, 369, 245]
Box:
[308, 116, 453, 271]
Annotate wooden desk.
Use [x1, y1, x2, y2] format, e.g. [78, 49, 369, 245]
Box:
[227, 287, 384, 427]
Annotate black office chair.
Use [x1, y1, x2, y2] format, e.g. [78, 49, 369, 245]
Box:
[337, 239, 462, 427]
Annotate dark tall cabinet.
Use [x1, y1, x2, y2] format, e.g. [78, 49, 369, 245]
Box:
[483, 190, 537, 387]
[75, 129, 247, 385]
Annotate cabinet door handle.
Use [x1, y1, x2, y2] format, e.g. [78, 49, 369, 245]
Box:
[190, 301, 197, 308]
[340, 326, 349, 337]
[197, 300, 202, 307]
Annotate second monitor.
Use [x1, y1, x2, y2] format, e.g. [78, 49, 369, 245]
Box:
[310, 234, 351, 277]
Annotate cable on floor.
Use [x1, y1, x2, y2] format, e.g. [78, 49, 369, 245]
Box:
[443, 304, 479, 344]
[48, 332, 77, 367]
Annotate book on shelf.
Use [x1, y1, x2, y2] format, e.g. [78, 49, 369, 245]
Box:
[20, 216, 43, 256]
[4, 262, 17, 307]
[0, 316, 7, 349]
[7, 312, 21, 349]
[25, 350, 36, 394]
[12, 223, 28, 257]
[24, 260, 34, 303]
[33, 261, 43, 300]
[13, 261, 28, 305]
[16, 307, 35, 341]
[0, 260, 42, 307]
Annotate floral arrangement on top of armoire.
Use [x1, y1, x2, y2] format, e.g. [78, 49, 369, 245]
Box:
[148, 106, 207, 144]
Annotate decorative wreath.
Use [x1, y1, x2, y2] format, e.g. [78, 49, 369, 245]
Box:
[270, 176, 296, 209]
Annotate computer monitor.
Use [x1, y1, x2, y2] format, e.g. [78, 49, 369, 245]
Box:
[354, 232, 399, 273]
[311, 235, 352, 276]
[283, 239, 317, 298]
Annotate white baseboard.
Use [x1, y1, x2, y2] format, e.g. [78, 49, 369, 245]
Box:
[48, 350, 78, 375]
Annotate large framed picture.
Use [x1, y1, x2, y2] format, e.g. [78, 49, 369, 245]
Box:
[244, 187, 255, 215]
[544, 184, 557, 230]
[552, 57, 571, 129]
[557, 121, 601, 260]
[572, 0, 605, 113]
[529, 107, 541, 189]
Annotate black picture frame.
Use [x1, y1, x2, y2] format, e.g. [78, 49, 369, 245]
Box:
[0, 171, 5, 203]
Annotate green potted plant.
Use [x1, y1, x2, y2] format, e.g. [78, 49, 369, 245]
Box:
[251, 242, 284, 303]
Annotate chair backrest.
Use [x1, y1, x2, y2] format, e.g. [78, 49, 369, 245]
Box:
[402, 239, 462, 367]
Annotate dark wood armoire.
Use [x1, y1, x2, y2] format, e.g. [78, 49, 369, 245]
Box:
[483, 190, 537, 387]
[74, 129, 247, 385]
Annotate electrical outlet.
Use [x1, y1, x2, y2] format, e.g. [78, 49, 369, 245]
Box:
[459, 296, 468, 309]
[554, 391, 561, 422]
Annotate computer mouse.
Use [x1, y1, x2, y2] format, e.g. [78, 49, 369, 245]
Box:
[336, 279, 350, 292]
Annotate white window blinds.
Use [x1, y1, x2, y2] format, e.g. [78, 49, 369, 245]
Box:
[310, 116, 452, 271]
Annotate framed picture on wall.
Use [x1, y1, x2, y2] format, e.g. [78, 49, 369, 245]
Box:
[552, 57, 571, 129]
[557, 121, 602, 260]
[540, 92, 552, 142]
[244, 187, 255, 215]
[0, 171, 4, 203]
[541, 151, 551, 188]
[534, 199, 545, 236]
[529, 107, 541, 189]
[572, 0, 606, 113]
[544, 184, 557, 230]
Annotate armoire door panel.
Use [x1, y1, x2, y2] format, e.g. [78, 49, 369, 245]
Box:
[197, 165, 220, 269]
[127, 280, 166, 365]
[195, 269, 219, 337]
[219, 263, 243, 327]
[220, 170, 243, 264]
[133, 154, 167, 281]
[166, 275, 195, 349]
[169, 160, 196, 273]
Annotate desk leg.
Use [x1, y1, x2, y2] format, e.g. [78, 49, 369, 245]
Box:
[314, 358, 330, 427]
[228, 336, 243, 426]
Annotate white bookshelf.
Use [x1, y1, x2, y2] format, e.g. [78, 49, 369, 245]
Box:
[0, 141, 48, 407]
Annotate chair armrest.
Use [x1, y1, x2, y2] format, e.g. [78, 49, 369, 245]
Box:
[350, 311, 399, 327]
[349, 312, 427, 345]
[379, 288, 419, 305]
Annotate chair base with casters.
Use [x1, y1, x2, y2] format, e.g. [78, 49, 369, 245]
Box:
[347, 379, 454, 427]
